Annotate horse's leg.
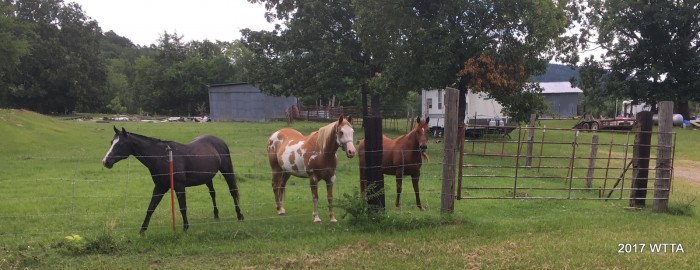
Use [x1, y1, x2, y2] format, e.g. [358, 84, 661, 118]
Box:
[174, 185, 189, 232]
[206, 181, 219, 220]
[326, 176, 337, 223]
[272, 171, 289, 215]
[222, 170, 245, 221]
[395, 170, 404, 210]
[309, 176, 321, 223]
[412, 173, 425, 211]
[359, 165, 367, 198]
[140, 185, 168, 235]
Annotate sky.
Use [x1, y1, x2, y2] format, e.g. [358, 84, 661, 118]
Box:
[70, 0, 277, 46]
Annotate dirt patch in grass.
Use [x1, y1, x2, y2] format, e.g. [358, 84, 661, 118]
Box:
[673, 160, 700, 186]
[465, 241, 520, 270]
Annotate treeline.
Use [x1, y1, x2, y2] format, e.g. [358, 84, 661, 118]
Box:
[0, 0, 250, 115]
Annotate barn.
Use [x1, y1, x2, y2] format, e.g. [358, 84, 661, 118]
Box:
[539, 82, 583, 118]
[208, 83, 297, 122]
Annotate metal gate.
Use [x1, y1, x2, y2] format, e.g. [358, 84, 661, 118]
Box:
[456, 123, 675, 201]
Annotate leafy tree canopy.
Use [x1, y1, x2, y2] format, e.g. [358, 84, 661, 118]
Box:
[574, 0, 700, 118]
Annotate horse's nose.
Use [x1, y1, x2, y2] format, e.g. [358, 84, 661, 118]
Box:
[346, 143, 356, 158]
[102, 159, 113, 169]
[419, 144, 428, 152]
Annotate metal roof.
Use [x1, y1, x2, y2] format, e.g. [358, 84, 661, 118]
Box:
[539, 82, 583, 94]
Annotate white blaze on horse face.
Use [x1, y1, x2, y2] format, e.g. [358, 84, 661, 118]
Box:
[281, 141, 308, 177]
[102, 137, 119, 166]
[338, 125, 356, 157]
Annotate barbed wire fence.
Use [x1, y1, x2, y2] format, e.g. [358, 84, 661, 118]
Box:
[0, 147, 446, 243]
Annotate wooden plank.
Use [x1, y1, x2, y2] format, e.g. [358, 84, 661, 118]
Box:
[525, 114, 537, 167]
[586, 135, 599, 189]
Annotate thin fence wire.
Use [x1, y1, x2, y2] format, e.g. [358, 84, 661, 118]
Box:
[0, 148, 444, 243]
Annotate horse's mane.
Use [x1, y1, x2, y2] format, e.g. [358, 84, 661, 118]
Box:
[127, 132, 173, 144]
[315, 121, 338, 153]
[316, 119, 353, 153]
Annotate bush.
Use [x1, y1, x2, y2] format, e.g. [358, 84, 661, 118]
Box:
[336, 188, 387, 225]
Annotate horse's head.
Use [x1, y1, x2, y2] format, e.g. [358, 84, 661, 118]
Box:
[415, 117, 430, 153]
[102, 126, 132, 169]
[335, 115, 356, 158]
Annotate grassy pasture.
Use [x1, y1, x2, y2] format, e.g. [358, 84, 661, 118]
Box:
[0, 108, 698, 269]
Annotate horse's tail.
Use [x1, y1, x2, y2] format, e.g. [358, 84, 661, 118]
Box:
[421, 152, 429, 163]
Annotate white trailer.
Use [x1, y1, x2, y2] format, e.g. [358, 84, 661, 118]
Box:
[621, 100, 651, 117]
[422, 89, 508, 136]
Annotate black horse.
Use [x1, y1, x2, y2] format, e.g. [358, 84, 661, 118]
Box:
[102, 127, 244, 234]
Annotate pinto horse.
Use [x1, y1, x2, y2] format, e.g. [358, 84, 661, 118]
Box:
[359, 117, 430, 210]
[102, 127, 244, 234]
[267, 116, 356, 223]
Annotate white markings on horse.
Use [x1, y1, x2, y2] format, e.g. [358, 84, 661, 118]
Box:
[337, 125, 356, 157]
[268, 131, 281, 151]
[280, 141, 308, 177]
[102, 137, 119, 165]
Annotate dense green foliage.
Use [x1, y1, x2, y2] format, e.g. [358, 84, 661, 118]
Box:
[244, 0, 578, 123]
[377, 0, 578, 124]
[574, 0, 700, 118]
[0, 0, 250, 116]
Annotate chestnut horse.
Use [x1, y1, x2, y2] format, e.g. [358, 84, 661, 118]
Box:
[359, 117, 429, 210]
[267, 116, 356, 223]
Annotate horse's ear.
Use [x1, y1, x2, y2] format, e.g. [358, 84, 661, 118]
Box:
[121, 127, 128, 136]
[347, 116, 352, 123]
[338, 115, 344, 124]
[416, 116, 421, 123]
[113, 126, 119, 134]
[425, 116, 429, 124]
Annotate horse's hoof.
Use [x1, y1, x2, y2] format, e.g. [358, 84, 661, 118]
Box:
[418, 206, 425, 211]
[237, 215, 245, 221]
[214, 217, 220, 221]
[330, 218, 338, 223]
[139, 229, 147, 236]
[277, 208, 286, 215]
[313, 217, 322, 223]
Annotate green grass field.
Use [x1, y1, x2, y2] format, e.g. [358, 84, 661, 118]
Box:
[0, 108, 698, 269]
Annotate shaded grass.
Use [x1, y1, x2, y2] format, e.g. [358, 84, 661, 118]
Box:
[0, 109, 698, 269]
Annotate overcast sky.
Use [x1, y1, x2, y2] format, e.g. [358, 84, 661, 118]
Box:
[70, 0, 276, 46]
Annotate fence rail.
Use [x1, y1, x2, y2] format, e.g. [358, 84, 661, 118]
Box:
[457, 123, 675, 203]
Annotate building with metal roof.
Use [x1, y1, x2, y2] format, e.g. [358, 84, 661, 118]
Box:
[208, 83, 297, 122]
[539, 82, 583, 118]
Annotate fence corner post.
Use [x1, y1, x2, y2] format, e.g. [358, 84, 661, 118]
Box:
[653, 101, 673, 213]
[441, 87, 459, 213]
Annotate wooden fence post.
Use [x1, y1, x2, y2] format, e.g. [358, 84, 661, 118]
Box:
[441, 88, 459, 213]
[653, 101, 673, 212]
[586, 135, 599, 189]
[525, 114, 537, 167]
[629, 111, 653, 208]
[364, 93, 385, 210]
